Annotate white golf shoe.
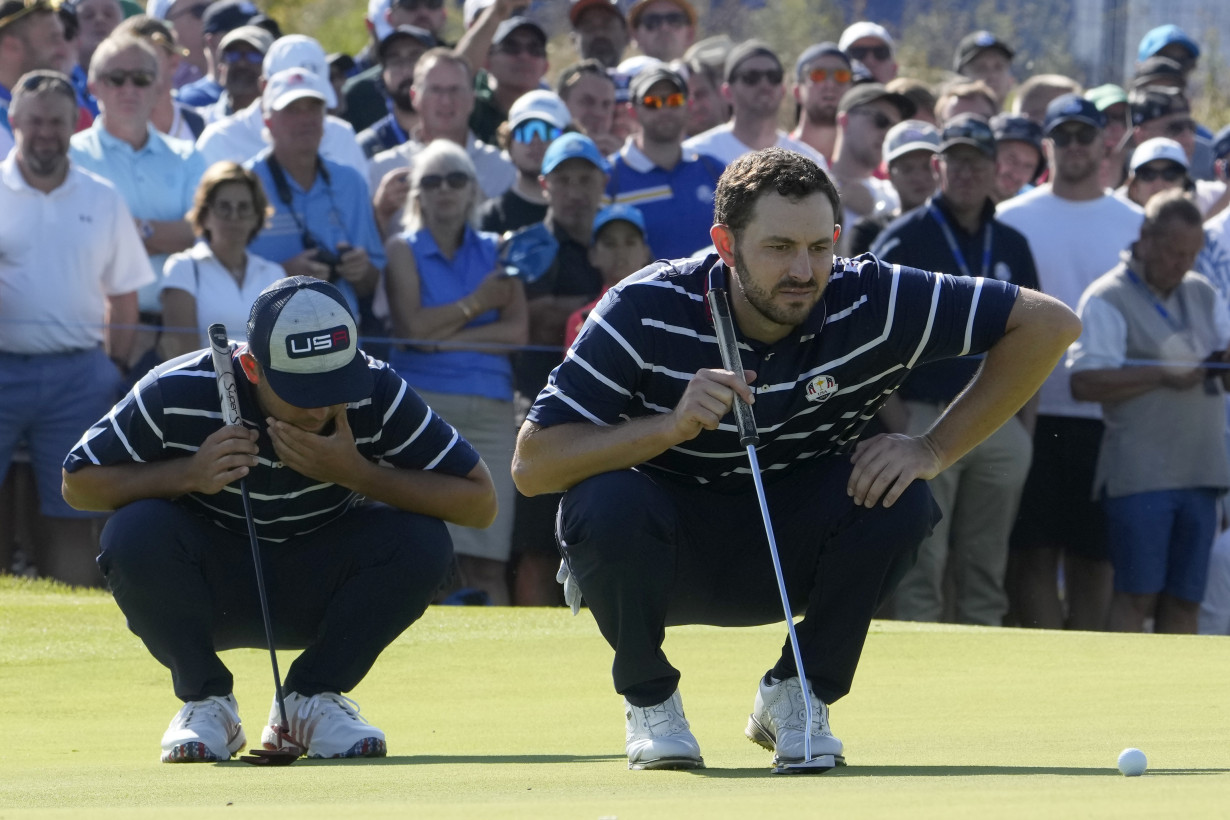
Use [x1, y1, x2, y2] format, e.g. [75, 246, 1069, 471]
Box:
[625, 690, 704, 770]
[746, 674, 845, 766]
[161, 694, 246, 763]
[261, 691, 386, 759]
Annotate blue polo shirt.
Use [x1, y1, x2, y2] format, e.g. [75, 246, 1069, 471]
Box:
[175, 75, 224, 107]
[69, 122, 207, 312]
[870, 196, 1039, 404]
[605, 142, 724, 261]
[64, 348, 480, 543]
[528, 253, 1019, 492]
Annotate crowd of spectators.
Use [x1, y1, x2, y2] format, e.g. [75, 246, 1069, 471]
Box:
[3, 0, 1230, 635]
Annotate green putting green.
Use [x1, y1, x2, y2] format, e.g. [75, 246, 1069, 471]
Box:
[2, 575, 1228, 818]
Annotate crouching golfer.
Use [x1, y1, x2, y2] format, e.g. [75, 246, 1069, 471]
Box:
[511, 148, 1080, 770]
[62, 277, 497, 762]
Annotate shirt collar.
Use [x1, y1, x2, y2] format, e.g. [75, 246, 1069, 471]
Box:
[94, 120, 163, 155]
[619, 139, 701, 173]
[930, 194, 997, 234]
[0, 152, 75, 195]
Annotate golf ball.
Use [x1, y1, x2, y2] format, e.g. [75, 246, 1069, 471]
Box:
[1117, 747, 1147, 777]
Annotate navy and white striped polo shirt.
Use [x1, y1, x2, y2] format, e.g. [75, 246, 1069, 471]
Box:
[64, 349, 480, 542]
[527, 253, 1019, 492]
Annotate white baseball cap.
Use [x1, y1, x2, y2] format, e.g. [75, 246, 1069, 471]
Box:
[1130, 137, 1190, 172]
[508, 89, 572, 130]
[839, 21, 895, 54]
[368, 0, 393, 42]
[263, 67, 331, 114]
[464, 0, 497, 27]
[262, 35, 338, 108]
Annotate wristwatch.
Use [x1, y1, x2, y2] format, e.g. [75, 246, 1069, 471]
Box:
[137, 219, 154, 240]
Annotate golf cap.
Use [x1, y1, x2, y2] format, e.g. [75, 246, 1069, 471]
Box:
[493, 15, 546, 47]
[202, 0, 259, 36]
[1131, 56, 1186, 90]
[463, 0, 495, 27]
[628, 0, 695, 27]
[1130, 137, 1189, 172]
[218, 24, 274, 55]
[837, 82, 916, 119]
[990, 113, 1043, 152]
[1214, 124, 1230, 161]
[954, 30, 1013, 72]
[630, 62, 686, 101]
[569, 0, 623, 26]
[1129, 86, 1190, 126]
[1084, 83, 1128, 112]
[1137, 24, 1199, 63]
[263, 67, 330, 114]
[882, 119, 940, 164]
[247, 277, 373, 408]
[541, 132, 610, 176]
[508, 89, 571, 130]
[592, 203, 646, 241]
[838, 21, 894, 53]
[262, 35, 337, 108]
[939, 114, 996, 158]
[368, 0, 393, 41]
[1043, 93, 1105, 134]
[724, 38, 780, 84]
[794, 41, 849, 82]
[378, 24, 436, 59]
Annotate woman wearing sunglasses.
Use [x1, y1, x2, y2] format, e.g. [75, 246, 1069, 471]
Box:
[385, 140, 527, 606]
[1119, 138, 1192, 209]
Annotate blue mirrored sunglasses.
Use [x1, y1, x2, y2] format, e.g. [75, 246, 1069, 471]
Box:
[513, 119, 563, 145]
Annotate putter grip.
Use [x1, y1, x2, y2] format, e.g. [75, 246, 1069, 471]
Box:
[706, 288, 759, 447]
[207, 323, 242, 427]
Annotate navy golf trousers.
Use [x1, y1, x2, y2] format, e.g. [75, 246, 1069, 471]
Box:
[557, 457, 937, 707]
[98, 499, 452, 702]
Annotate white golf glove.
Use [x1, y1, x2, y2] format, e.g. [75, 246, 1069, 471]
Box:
[556, 559, 582, 615]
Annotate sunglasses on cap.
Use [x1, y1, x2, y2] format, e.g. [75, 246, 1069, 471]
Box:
[393, 0, 443, 8]
[638, 11, 688, 30]
[100, 69, 156, 88]
[1134, 163, 1186, 183]
[641, 91, 686, 110]
[806, 66, 852, 84]
[852, 107, 894, 130]
[734, 67, 783, 86]
[18, 71, 74, 96]
[495, 39, 547, 58]
[847, 44, 891, 62]
[420, 171, 471, 191]
[1048, 125, 1098, 147]
[168, 1, 209, 21]
[513, 119, 562, 144]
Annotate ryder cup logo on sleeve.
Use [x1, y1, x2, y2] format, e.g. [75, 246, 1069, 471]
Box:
[248, 277, 373, 407]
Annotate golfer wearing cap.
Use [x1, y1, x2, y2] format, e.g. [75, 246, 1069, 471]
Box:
[513, 147, 1080, 770]
[62, 276, 498, 764]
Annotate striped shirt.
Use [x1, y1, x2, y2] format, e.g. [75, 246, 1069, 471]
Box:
[527, 253, 1019, 492]
[64, 349, 480, 542]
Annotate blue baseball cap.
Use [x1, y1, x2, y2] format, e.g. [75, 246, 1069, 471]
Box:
[592, 203, 646, 241]
[1043, 93, 1106, 135]
[1137, 24, 1199, 63]
[541, 132, 611, 176]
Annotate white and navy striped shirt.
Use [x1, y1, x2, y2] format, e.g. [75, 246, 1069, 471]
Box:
[527, 253, 1019, 492]
[64, 349, 480, 542]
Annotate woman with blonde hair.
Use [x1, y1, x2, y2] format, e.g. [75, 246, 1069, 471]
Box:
[385, 140, 527, 605]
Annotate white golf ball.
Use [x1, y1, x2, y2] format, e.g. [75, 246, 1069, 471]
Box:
[1117, 747, 1147, 777]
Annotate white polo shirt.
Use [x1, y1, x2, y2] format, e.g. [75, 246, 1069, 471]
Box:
[0, 155, 155, 354]
[196, 101, 371, 191]
[681, 123, 829, 169]
[160, 242, 286, 347]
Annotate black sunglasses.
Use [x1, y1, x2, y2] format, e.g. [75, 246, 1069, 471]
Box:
[1048, 126, 1098, 147]
[393, 0, 444, 9]
[1134, 163, 1186, 183]
[638, 11, 688, 31]
[847, 44, 891, 62]
[734, 68, 783, 86]
[420, 171, 471, 191]
[100, 69, 156, 88]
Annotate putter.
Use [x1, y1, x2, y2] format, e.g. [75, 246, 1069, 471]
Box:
[208, 324, 299, 767]
[706, 283, 838, 775]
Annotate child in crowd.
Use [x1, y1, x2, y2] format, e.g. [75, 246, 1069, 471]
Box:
[563, 204, 652, 350]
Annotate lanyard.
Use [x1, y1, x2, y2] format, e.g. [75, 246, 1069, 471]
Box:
[1124, 264, 1189, 334]
[928, 204, 992, 279]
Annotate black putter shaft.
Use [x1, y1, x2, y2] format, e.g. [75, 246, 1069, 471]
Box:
[207, 324, 291, 742]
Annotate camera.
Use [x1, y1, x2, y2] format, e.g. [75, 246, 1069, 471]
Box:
[303, 232, 343, 280]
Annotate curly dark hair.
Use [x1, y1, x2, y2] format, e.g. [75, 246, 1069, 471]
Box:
[713, 148, 841, 235]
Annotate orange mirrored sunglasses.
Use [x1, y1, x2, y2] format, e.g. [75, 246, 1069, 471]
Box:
[807, 67, 852, 84]
[641, 91, 687, 110]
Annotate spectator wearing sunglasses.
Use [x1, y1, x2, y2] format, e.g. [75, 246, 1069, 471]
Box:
[828, 82, 914, 233]
[607, 64, 721, 260]
[790, 41, 853, 164]
[454, 11, 549, 147]
[0, 0, 74, 158]
[384, 140, 527, 606]
[478, 89, 569, 235]
[1118, 138, 1191, 209]
[115, 15, 207, 141]
[70, 33, 206, 370]
[997, 94, 1144, 633]
[569, 0, 628, 70]
[837, 21, 897, 85]
[628, 0, 694, 63]
[682, 39, 824, 168]
[197, 23, 270, 124]
[173, 0, 259, 108]
[369, 48, 514, 232]
[352, 25, 435, 157]
[1129, 87, 1225, 215]
[953, 30, 1015, 105]
[556, 59, 619, 155]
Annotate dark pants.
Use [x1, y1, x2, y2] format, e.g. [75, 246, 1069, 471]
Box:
[557, 459, 936, 707]
[98, 499, 452, 702]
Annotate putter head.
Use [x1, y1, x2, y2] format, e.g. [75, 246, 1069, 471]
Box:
[771, 754, 841, 775]
[239, 748, 300, 766]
